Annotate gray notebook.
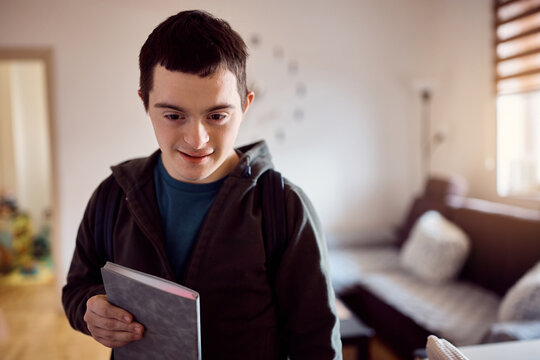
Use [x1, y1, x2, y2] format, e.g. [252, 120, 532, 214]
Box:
[101, 262, 201, 360]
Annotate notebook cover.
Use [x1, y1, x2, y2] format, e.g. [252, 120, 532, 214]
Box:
[101, 262, 201, 360]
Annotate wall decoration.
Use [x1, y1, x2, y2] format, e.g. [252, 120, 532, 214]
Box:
[246, 33, 309, 145]
[249, 34, 261, 48]
[275, 129, 286, 143]
[296, 82, 307, 97]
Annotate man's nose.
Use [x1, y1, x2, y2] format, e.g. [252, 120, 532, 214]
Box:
[184, 121, 210, 150]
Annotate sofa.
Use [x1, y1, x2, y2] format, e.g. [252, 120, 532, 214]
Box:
[328, 176, 540, 359]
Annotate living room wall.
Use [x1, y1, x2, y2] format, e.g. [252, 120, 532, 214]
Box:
[423, 1, 497, 202]
[0, 0, 497, 285]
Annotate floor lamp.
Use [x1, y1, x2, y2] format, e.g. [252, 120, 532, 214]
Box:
[421, 88, 431, 180]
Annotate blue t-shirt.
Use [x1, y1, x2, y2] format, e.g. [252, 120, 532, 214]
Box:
[154, 157, 225, 280]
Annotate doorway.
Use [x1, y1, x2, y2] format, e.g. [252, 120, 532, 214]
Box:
[0, 49, 57, 287]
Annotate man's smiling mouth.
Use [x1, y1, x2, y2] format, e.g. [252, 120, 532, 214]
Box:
[178, 150, 213, 163]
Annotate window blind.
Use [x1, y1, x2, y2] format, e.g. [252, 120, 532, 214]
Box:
[495, 0, 540, 94]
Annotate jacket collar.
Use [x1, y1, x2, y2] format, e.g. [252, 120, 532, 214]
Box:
[111, 140, 274, 190]
[110, 149, 161, 194]
[231, 140, 274, 181]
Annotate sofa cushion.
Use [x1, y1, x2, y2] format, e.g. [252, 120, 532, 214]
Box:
[426, 335, 470, 360]
[356, 270, 500, 346]
[396, 175, 468, 248]
[498, 261, 540, 322]
[396, 197, 453, 247]
[400, 211, 470, 283]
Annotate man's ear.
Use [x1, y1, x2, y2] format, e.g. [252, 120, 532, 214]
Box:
[243, 91, 255, 114]
[137, 90, 149, 113]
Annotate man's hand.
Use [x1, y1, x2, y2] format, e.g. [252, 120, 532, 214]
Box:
[84, 294, 144, 348]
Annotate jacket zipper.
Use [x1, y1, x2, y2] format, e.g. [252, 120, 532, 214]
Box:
[124, 195, 177, 281]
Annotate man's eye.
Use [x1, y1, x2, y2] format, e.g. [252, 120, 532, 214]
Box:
[165, 114, 181, 120]
[209, 113, 227, 121]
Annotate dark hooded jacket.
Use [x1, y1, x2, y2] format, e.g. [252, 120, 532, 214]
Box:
[62, 141, 342, 359]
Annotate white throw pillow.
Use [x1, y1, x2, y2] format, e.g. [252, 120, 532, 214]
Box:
[498, 261, 540, 322]
[400, 211, 470, 283]
[426, 335, 469, 360]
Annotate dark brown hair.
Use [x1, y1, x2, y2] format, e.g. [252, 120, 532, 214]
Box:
[139, 10, 249, 110]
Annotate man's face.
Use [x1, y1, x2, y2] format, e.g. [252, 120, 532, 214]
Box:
[146, 65, 253, 184]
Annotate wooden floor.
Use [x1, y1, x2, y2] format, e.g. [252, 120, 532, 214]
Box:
[0, 275, 400, 360]
[0, 274, 111, 360]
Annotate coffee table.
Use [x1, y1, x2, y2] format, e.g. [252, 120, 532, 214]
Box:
[336, 299, 375, 360]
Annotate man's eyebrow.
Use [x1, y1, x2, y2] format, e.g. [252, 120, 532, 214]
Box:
[154, 103, 186, 112]
[205, 103, 235, 112]
[154, 102, 235, 113]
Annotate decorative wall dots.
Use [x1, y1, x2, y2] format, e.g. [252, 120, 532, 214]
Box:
[275, 129, 286, 143]
[293, 108, 304, 122]
[249, 33, 261, 48]
[246, 33, 310, 145]
[296, 82, 307, 97]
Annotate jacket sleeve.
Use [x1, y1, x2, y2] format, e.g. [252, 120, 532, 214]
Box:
[276, 183, 342, 359]
[61, 177, 113, 335]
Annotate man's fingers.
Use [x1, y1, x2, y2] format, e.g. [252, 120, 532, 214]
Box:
[86, 311, 132, 332]
[91, 328, 142, 348]
[84, 305, 145, 333]
[86, 317, 144, 348]
[87, 295, 133, 323]
[101, 301, 133, 323]
[84, 294, 145, 348]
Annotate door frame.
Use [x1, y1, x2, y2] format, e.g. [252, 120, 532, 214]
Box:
[0, 48, 60, 293]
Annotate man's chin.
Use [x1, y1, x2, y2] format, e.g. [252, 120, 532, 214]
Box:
[173, 166, 219, 184]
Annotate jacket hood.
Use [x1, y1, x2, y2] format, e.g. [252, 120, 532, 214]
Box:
[111, 140, 274, 193]
[231, 140, 274, 181]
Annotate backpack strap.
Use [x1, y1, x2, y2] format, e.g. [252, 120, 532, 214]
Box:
[260, 169, 288, 287]
[94, 176, 123, 262]
[260, 168, 288, 359]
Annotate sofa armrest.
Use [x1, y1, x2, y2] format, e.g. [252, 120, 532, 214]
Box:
[484, 321, 540, 343]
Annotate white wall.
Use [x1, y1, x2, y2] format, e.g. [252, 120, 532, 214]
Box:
[426, 1, 498, 199]
[0, 0, 503, 287]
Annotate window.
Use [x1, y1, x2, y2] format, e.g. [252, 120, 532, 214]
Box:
[495, 0, 540, 198]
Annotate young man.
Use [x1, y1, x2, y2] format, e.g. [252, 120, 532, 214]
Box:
[62, 10, 342, 359]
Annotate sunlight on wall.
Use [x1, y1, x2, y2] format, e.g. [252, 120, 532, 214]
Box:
[497, 91, 540, 198]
